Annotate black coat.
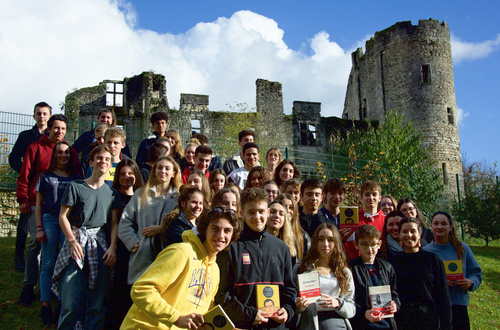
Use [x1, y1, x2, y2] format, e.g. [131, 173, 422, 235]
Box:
[350, 256, 400, 330]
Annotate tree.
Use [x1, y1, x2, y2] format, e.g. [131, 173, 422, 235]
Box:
[454, 161, 500, 246]
[329, 110, 443, 215]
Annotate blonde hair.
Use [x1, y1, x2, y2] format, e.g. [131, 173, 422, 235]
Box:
[140, 156, 181, 207]
[269, 200, 296, 257]
[275, 193, 304, 260]
[166, 129, 185, 158]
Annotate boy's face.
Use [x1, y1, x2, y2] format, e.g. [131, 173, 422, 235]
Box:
[284, 185, 300, 204]
[153, 119, 167, 136]
[324, 190, 345, 209]
[195, 152, 212, 172]
[94, 130, 106, 145]
[361, 189, 381, 210]
[90, 151, 112, 174]
[242, 200, 269, 232]
[105, 136, 125, 157]
[301, 187, 322, 211]
[203, 217, 234, 257]
[243, 147, 259, 167]
[33, 106, 51, 127]
[355, 237, 382, 262]
[238, 134, 254, 148]
[47, 120, 67, 143]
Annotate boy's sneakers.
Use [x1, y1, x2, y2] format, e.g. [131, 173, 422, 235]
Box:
[40, 304, 54, 326]
[18, 285, 34, 307]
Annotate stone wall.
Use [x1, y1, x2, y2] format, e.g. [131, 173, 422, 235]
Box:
[342, 19, 463, 194]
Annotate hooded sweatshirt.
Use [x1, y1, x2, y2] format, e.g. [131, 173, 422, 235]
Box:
[121, 230, 219, 329]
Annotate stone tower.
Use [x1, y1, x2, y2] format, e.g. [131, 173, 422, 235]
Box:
[342, 19, 463, 190]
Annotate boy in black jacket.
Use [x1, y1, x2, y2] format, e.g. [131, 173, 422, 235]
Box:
[215, 188, 297, 329]
[351, 225, 400, 329]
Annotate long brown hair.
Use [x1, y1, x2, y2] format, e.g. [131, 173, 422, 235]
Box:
[140, 156, 181, 207]
[274, 159, 301, 186]
[46, 141, 78, 174]
[431, 211, 465, 260]
[275, 193, 304, 260]
[268, 200, 296, 257]
[379, 210, 405, 260]
[298, 223, 351, 295]
[188, 170, 212, 209]
[166, 129, 185, 158]
[112, 159, 144, 192]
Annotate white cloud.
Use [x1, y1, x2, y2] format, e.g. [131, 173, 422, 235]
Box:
[457, 107, 469, 126]
[0, 1, 354, 118]
[451, 33, 500, 64]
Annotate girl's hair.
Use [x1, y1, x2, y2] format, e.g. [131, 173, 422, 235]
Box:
[212, 187, 240, 212]
[398, 217, 423, 234]
[274, 159, 301, 186]
[46, 141, 77, 174]
[244, 166, 270, 189]
[266, 148, 282, 165]
[298, 223, 351, 295]
[380, 210, 405, 261]
[397, 197, 426, 228]
[431, 211, 465, 260]
[166, 129, 185, 158]
[178, 185, 203, 213]
[140, 156, 181, 206]
[268, 200, 296, 257]
[112, 159, 144, 192]
[209, 168, 226, 192]
[225, 182, 242, 201]
[188, 170, 212, 209]
[381, 194, 398, 209]
[281, 178, 301, 194]
[275, 193, 305, 260]
[197, 207, 242, 243]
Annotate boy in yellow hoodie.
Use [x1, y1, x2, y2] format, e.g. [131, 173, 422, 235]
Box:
[121, 207, 241, 329]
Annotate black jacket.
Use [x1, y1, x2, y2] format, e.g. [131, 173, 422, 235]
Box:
[350, 256, 400, 330]
[215, 224, 297, 329]
[9, 125, 44, 173]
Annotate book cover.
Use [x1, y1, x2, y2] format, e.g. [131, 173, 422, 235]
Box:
[256, 284, 280, 317]
[339, 206, 359, 230]
[297, 272, 321, 303]
[443, 260, 464, 281]
[202, 305, 235, 330]
[368, 285, 394, 319]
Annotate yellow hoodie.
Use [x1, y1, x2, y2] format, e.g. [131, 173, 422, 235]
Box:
[120, 230, 219, 329]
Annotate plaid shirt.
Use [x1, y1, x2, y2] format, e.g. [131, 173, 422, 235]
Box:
[52, 226, 108, 297]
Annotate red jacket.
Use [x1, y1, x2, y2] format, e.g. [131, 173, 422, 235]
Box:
[16, 135, 81, 207]
[181, 166, 209, 185]
[343, 209, 385, 260]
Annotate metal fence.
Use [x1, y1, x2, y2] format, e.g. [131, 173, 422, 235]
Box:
[0, 110, 466, 236]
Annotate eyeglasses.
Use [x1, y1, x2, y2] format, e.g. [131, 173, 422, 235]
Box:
[401, 206, 416, 213]
[359, 242, 380, 249]
[380, 202, 393, 207]
[208, 206, 236, 216]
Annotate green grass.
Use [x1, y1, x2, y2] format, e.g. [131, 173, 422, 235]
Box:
[0, 237, 498, 329]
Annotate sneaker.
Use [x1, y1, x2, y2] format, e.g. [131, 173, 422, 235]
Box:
[18, 285, 34, 307]
[40, 305, 54, 326]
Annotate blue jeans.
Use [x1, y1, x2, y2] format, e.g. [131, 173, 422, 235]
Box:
[40, 213, 65, 302]
[23, 210, 41, 287]
[57, 245, 109, 329]
[15, 212, 29, 270]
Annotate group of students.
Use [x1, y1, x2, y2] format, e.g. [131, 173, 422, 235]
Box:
[11, 105, 482, 329]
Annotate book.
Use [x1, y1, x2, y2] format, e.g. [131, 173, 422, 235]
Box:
[443, 260, 464, 281]
[339, 206, 359, 230]
[201, 305, 235, 330]
[368, 285, 394, 318]
[256, 284, 280, 317]
[297, 271, 321, 303]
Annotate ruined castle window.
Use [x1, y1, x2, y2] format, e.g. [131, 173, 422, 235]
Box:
[421, 65, 431, 84]
[447, 107, 454, 125]
[106, 82, 124, 107]
[442, 163, 448, 184]
[299, 122, 316, 146]
[191, 119, 201, 135]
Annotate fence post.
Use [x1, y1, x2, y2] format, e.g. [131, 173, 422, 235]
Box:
[285, 148, 289, 160]
[456, 174, 464, 241]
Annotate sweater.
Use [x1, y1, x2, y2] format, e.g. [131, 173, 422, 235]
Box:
[423, 241, 482, 306]
[16, 135, 80, 207]
[118, 185, 179, 283]
[215, 224, 297, 329]
[344, 210, 385, 260]
[120, 231, 219, 330]
[393, 250, 452, 330]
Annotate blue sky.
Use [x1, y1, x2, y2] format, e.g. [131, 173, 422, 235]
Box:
[0, 0, 499, 166]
